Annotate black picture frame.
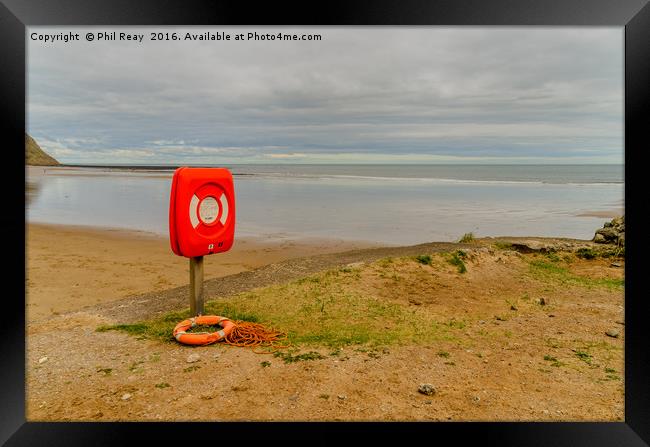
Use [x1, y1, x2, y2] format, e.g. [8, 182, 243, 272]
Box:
[2, 0, 648, 444]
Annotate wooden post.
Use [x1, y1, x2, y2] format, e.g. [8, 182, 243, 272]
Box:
[189, 256, 204, 316]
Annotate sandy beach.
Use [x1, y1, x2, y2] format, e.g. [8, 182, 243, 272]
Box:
[26, 224, 376, 322]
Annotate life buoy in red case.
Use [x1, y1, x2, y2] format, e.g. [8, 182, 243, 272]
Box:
[169, 167, 236, 258]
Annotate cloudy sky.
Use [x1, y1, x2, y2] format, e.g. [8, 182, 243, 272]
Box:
[27, 27, 623, 164]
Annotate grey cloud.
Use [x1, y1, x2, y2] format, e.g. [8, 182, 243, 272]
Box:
[27, 27, 623, 164]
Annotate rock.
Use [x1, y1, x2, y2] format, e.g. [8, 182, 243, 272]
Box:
[121, 393, 132, 401]
[337, 395, 347, 400]
[186, 353, 201, 363]
[510, 304, 518, 311]
[610, 262, 622, 268]
[596, 228, 618, 241]
[38, 356, 48, 364]
[592, 216, 625, 245]
[615, 320, 625, 325]
[605, 329, 620, 338]
[288, 394, 299, 402]
[418, 384, 436, 396]
[536, 297, 549, 306]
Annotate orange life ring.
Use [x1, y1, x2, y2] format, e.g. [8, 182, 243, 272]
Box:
[173, 315, 236, 346]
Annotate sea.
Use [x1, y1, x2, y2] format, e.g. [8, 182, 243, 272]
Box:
[26, 164, 624, 245]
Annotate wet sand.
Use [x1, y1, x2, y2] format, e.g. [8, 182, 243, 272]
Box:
[576, 210, 623, 218]
[26, 224, 376, 322]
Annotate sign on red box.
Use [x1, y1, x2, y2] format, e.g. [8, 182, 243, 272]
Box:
[169, 167, 236, 258]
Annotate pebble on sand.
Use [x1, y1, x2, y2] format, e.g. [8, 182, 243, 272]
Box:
[186, 353, 201, 363]
[121, 393, 132, 401]
[38, 356, 48, 364]
[418, 384, 436, 396]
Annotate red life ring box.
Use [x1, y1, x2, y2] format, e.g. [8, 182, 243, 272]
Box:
[169, 167, 236, 258]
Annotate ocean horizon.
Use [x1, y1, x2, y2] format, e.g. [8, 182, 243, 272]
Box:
[26, 164, 624, 245]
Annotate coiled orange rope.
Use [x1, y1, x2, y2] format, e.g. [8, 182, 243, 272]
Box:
[223, 320, 290, 353]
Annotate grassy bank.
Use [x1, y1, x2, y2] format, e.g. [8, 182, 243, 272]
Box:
[97, 244, 624, 350]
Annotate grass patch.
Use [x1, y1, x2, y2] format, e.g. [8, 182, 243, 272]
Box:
[260, 361, 271, 368]
[443, 318, 466, 330]
[544, 252, 561, 263]
[183, 365, 201, 372]
[494, 241, 513, 250]
[576, 248, 597, 260]
[448, 251, 467, 274]
[95, 303, 262, 342]
[543, 355, 563, 367]
[576, 247, 625, 260]
[574, 350, 593, 365]
[437, 351, 450, 358]
[155, 382, 170, 389]
[458, 233, 475, 243]
[96, 367, 112, 376]
[377, 257, 394, 268]
[94, 259, 469, 349]
[415, 255, 432, 266]
[528, 260, 624, 290]
[273, 350, 325, 364]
